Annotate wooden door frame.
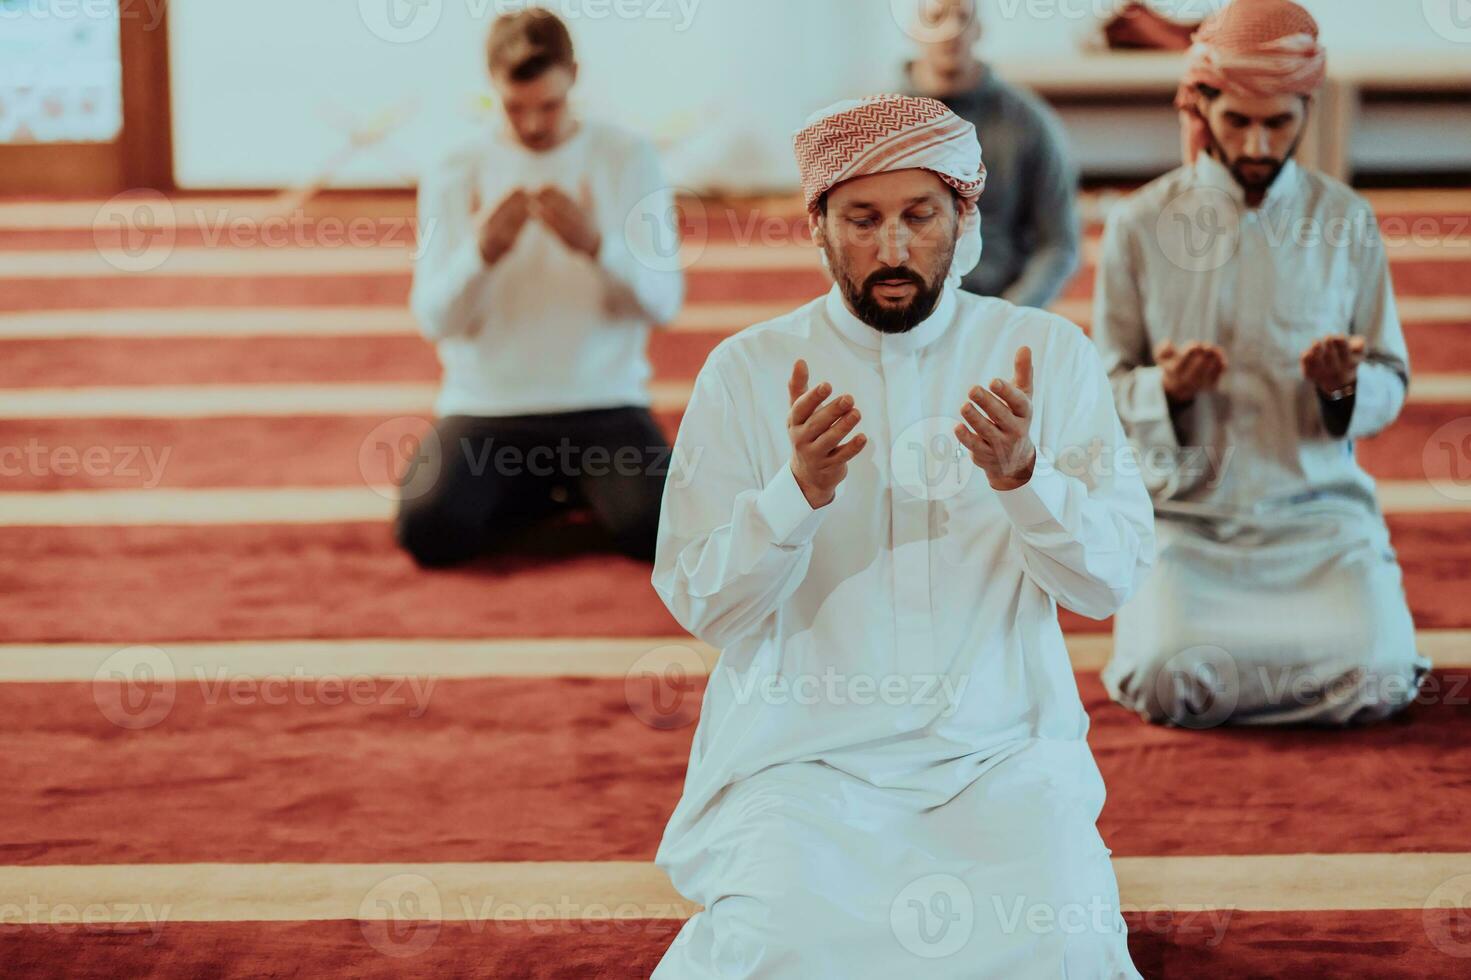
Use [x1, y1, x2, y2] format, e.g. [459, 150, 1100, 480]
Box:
[0, 0, 173, 195]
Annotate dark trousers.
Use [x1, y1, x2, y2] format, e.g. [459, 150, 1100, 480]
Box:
[395, 406, 670, 567]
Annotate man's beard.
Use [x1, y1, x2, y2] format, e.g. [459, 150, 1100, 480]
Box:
[1208, 124, 1304, 194]
[825, 234, 955, 335]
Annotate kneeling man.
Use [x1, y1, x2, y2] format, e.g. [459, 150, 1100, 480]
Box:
[400, 9, 682, 566]
[651, 95, 1153, 978]
[1094, 0, 1429, 726]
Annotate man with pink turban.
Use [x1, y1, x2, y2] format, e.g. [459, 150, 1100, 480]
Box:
[650, 94, 1152, 977]
[1094, 0, 1427, 727]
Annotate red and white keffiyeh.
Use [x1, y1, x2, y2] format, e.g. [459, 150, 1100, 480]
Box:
[793, 95, 987, 284]
[1175, 0, 1327, 163]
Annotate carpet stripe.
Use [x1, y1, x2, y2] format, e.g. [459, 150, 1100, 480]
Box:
[0, 375, 1462, 420]
[2, 631, 1466, 681]
[0, 242, 825, 278]
[1, 514, 1466, 642]
[1, 671, 1467, 864]
[1, 855, 1467, 922]
[0, 190, 1461, 228]
[1, 320, 1467, 390]
[0, 480, 1461, 527]
[1, 296, 1466, 340]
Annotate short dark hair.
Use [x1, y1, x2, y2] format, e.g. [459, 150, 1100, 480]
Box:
[488, 9, 574, 82]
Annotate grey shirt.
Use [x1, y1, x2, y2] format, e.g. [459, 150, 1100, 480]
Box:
[909, 64, 1082, 309]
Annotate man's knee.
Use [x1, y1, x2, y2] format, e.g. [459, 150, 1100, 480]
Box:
[395, 502, 480, 568]
[1115, 641, 1427, 728]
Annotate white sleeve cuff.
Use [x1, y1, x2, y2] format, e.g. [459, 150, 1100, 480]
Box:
[994, 449, 1070, 529]
[755, 458, 830, 547]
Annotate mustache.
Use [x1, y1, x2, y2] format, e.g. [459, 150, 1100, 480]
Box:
[863, 267, 925, 291]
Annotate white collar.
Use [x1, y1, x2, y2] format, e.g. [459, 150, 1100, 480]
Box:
[822, 282, 959, 356]
[1194, 151, 1302, 212]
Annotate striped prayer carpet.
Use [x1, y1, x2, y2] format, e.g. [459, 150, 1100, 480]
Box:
[2, 192, 1470, 978]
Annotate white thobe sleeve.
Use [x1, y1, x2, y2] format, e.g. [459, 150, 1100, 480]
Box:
[993, 332, 1157, 620]
[1092, 210, 1182, 457]
[652, 360, 837, 649]
[596, 139, 685, 328]
[409, 153, 500, 342]
[1338, 219, 1410, 441]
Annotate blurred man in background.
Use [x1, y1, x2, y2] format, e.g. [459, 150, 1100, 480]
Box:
[1093, 0, 1428, 726]
[400, 9, 683, 567]
[905, 0, 1081, 309]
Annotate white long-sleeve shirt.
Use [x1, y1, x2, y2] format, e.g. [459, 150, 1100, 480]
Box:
[1093, 153, 1410, 524]
[651, 283, 1155, 871]
[410, 120, 684, 417]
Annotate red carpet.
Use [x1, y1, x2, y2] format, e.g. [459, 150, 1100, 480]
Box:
[0, 672, 1467, 866]
[3, 194, 1469, 978]
[0, 911, 1465, 980]
[1, 319, 1466, 387]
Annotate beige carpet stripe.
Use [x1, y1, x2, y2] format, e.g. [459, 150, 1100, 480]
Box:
[0, 636, 723, 682]
[0, 481, 1458, 528]
[0, 196, 419, 229]
[0, 303, 796, 339]
[1078, 237, 1471, 265]
[7, 233, 1470, 279]
[2, 854, 1468, 923]
[0, 862, 694, 924]
[0, 381, 693, 418]
[5, 296, 1465, 342]
[3, 630, 1466, 682]
[0, 373, 1465, 420]
[0, 189, 1462, 229]
[0, 242, 821, 278]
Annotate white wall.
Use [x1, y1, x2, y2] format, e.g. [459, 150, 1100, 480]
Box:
[169, 0, 1471, 190]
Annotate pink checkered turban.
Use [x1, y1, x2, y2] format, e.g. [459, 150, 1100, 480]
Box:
[793, 95, 987, 284]
[1175, 0, 1327, 163]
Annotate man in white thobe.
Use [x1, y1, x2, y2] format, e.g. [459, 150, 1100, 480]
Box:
[650, 95, 1153, 978]
[1095, 0, 1429, 727]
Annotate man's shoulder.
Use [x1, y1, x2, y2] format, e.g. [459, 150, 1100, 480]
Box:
[1109, 166, 1195, 222]
[954, 291, 1091, 361]
[1298, 165, 1376, 220]
[990, 72, 1064, 127]
[423, 135, 492, 179]
[583, 120, 658, 161]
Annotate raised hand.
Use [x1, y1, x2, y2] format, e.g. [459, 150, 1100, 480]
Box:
[1156, 340, 1228, 407]
[477, 188, 532, 266]
[957, 346, 1037, 492]
[535, 181, 602, 259]
[1300, 335, 1366, 396]
[787, 358, 866, 509]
